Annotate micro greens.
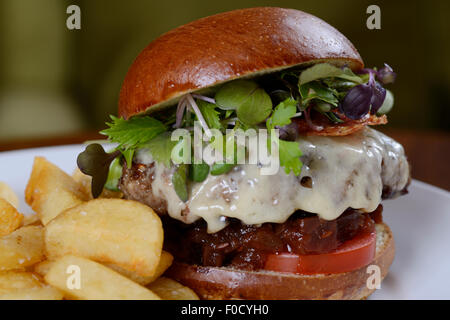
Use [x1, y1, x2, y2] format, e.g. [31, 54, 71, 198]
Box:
[79, 62, 396, 201]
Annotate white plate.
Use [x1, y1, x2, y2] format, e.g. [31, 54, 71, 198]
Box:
[1, 145, 449, 299]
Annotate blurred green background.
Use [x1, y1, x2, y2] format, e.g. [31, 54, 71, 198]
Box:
[0, 0, 449, 141]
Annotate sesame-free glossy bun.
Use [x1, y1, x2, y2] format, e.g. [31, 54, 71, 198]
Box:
[119, 7, 363, 119]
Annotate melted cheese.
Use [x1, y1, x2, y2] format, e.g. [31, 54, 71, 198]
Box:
[136, 128, 409, 233]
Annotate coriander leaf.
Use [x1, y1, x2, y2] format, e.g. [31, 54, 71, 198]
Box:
[189, 162, 210, 182]
[196, 100, 222, 130]
[144, 132, 177, 167]
[215, 80, 259, 110]
[172, 164, 188, 202]
[100, 115, 166, 149]
[267, 97, 297, 130]
[299, 63, 363, 85]
[278, 139, 303, 176]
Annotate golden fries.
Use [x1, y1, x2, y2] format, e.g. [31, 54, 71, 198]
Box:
[71, 168, 92, 199]
[0, 271, 41, 295]
[38, 250, 173, 286]
[33, 260, 55, 278]
[21, 213, 41, 227]
[147, 277, 199, 300]
[146, 250, 174, 282]
[0, 286, 63, 300]
[105, 250, 173, 285]
[0, 181, 19, 208]
[45, 255, 160, 300]
[0, 198, 23, 236]
[25, 157, 89, 225]
[148, 251, 173, 283]
[0, 271, 62, 300]
[0, 226, 45, 271]
[0, 158, 197, 300]
[45, 199, 164, 277]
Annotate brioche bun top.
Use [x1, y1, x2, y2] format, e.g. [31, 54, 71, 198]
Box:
[119, 7, 363, 119]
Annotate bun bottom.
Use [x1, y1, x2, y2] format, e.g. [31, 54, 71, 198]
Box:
[166, 223, 395, 300]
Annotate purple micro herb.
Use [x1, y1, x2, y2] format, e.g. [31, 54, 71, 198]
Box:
[376, 63, 396, 85]
[341, 70, 388, 120]
[340, 83, 372, 120]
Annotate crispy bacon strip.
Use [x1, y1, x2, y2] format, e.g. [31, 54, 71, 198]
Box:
[294, 114, 387, 136]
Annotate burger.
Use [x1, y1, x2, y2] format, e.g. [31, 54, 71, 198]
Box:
[77, 7, 410, 299]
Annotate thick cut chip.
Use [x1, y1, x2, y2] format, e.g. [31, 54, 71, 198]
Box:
[33, 260, 55, 278]
[25, 157, 89, 225]
[0, 198, 23, 236]
[0, 270, 62, 300]
[21, 214, 41, 227]
[0, 182, 19, 208]
[45, 199, 164, 277]
[105, 250, 173, 285]
[0, 286, 63, 300]
[147, 277, 199, 300]
[0, 271, 41, 295]
[45, 255, 160, 300]
[0, 226, 45, 271]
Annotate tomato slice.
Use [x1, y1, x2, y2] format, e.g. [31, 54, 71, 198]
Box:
[264, 231, 376, 274]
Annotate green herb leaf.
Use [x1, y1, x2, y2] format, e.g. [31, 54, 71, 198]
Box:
[77, 144, 120, 198]
[299, 63, 363, 85]
[278, 139, 303, 176]
[264, 98, 303, 176]
[323, 112, 344, 123]
[122, 148, 134, 169]
[215, 80, 259, 110]
[196, 100, 222, 130]
[267, 97, 298, 130]
[280, 70, 300, 80]
[314, 101, 333, 113]
[323, 78, 358, 90]
[236, 87, 272, 125]
[144, 132, 177, 167]
[100, 115, 166, 149]
[299, 81, 339, 109]
[104, 157, 123, 191]
[225, 110, 234, 118]
[215, 80, 272, 126]
[210, 163, 235, 175]
[172, 164, 188, 202]
[189, 162, 210, 182]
